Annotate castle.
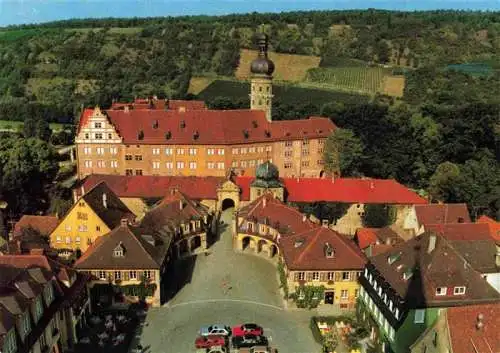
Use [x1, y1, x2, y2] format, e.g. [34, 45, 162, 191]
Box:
[75, 34, 336, 179]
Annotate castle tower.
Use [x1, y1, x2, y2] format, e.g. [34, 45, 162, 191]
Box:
[249, 33, 275, 122]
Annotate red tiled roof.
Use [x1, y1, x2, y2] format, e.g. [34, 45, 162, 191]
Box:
[415, 203, 470, 226]
[477, 215, 500, 243]
[369, 244, 394, 257]
[13, 215, 59, 237]
[355, 228, 379, 249]
[78, 174, 224, 199]
[425, 223, 493, 241]
[236, 176, 427, 204]
[0, 255, 51, 271]
[280, 226, 366, 271]
[78, 108, 335, 145]
[77, 108, 94, 133]
[447, 304, 500, 353]
[168, 100, 206, 111]
[238, 194, 316, 236]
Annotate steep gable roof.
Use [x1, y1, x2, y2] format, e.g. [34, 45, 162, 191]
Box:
[13, 215, 59, 237]
[415, 203, 470, 226]
[81, 182, 135, 229]
[74, 224, 169, 270]
[140, 190, 209, 233]
[238, 193, 316, 236]
[425, 223, 499, 274]
[355, 227, 403, 250]
[78, 108, 335, 145]
[369, 232, 500, 308]
[280, 226, 366, 271]
[447, 304, 500, 353]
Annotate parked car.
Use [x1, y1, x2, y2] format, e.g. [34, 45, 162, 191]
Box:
[232, 334, 268, 349]
[195, 335, 226, 349]
[239, 346, 273, 353]
[207, 346, 227, 353]
[232, 323, 264, 337]
[199, 325, 232, 336]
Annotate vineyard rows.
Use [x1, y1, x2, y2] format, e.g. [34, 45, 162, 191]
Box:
[306, 67, 390, 94]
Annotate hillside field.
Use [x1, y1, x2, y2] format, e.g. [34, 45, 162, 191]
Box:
[197, 79, 370, 106]
[235, 49, 321, 82]
[306, 66, 405, 96]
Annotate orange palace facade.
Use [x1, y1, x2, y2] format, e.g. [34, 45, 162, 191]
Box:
[75, 35, 336, 179]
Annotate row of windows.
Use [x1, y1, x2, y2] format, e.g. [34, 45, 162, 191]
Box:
[231, 159, 265, 168]
[283, 160, 323, 169]
[435, 286, 466, 296]
[296, 271, 353, 281]
[83, 160, 119, 168]
[84, 132, 113, 140]
[56, 235, 93, 244]
[83, 147, 118, 155]
[364, 269, 400, 319]
[63, 224, 101, 232]
[360, 287, 396, 341]
[149, 161, 226, 170]
[232, 146, 271, 155]
[98, 270, 153, 281]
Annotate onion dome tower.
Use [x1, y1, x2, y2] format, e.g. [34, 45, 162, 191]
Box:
[250, 161, 284, 201]
[249, 33, 275, 122]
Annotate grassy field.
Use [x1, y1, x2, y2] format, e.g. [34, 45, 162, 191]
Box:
[306, 66, 395, 95]
[197, 79, 370, 106]
[26, 78, 99, 99]
[235, 49, 320, 82]
[65, 27, 142, 34]
[0, 120, 67, 132]
[382, 76, 405, 97]
[188, 77, 216, 95]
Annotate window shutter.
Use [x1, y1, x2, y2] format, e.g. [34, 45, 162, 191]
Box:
[351, 271, 357, 281]
[123, 271, 129, 281]
[335, 272, 341, 281]
[294, 272, 299, 281]
[306, 272, 313, 281]
[151, 270, 155, 280]
[319, 272, 327, 282]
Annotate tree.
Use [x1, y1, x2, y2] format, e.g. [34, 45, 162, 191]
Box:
[428, 162, 461, 203]
[362, 204, 395, 228]
[323, 128, 364, 177]
[0, 137, 59, 215]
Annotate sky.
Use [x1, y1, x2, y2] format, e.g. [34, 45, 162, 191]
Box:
[0, 0, 499, 27]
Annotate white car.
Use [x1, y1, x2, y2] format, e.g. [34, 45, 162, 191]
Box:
[199, 324, 231, 336]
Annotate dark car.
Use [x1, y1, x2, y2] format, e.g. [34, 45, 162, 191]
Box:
[232, 334, 268, 349]
[232, 323, 264, 337]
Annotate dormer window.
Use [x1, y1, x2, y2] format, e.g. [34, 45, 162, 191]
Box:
[388, 252, 401, 264]
[395, 308, 400, 319]
[453, 286, 466, 295]
[247, 222, 253, 232]
[403, 268, 413, 281]
[377, 287, 382, 297]
[324, 242, 334, 258]
[152, 120, 159, 129]
[113, 242, 125, 257]
[435, 287, 447, 296]
[180, 120, 186, 129]
[294, 239, 304, 248]
[138, 130, 144, 140]
[389, 300, 393, 311]
[165, 131, 172, 140]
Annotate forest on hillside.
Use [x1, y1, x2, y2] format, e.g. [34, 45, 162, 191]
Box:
[0, 10, 498, 220]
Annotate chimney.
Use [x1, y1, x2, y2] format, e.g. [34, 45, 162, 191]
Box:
[120, 218, 128, 226]
[428, 234, 436, 253]
[370, 182, 375, 189]
[124, 105, 129, 113]
[179, 200, 183, 210]
[102, 193, 107, 208]
[262, 197, 267, 208]
[303, 214, 307, 222]
[476, 313, 484, 330]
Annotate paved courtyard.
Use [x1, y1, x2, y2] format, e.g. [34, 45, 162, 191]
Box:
[135, 209, 321, 353]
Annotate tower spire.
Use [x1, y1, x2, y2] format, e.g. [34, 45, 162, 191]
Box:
[249, 33, 275, 122]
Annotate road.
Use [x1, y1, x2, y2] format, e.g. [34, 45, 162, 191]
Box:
[136, 209, 321, 353]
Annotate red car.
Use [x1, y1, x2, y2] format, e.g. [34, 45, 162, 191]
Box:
[195, 335, 226, 349]
[232, 323, 264, 337]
